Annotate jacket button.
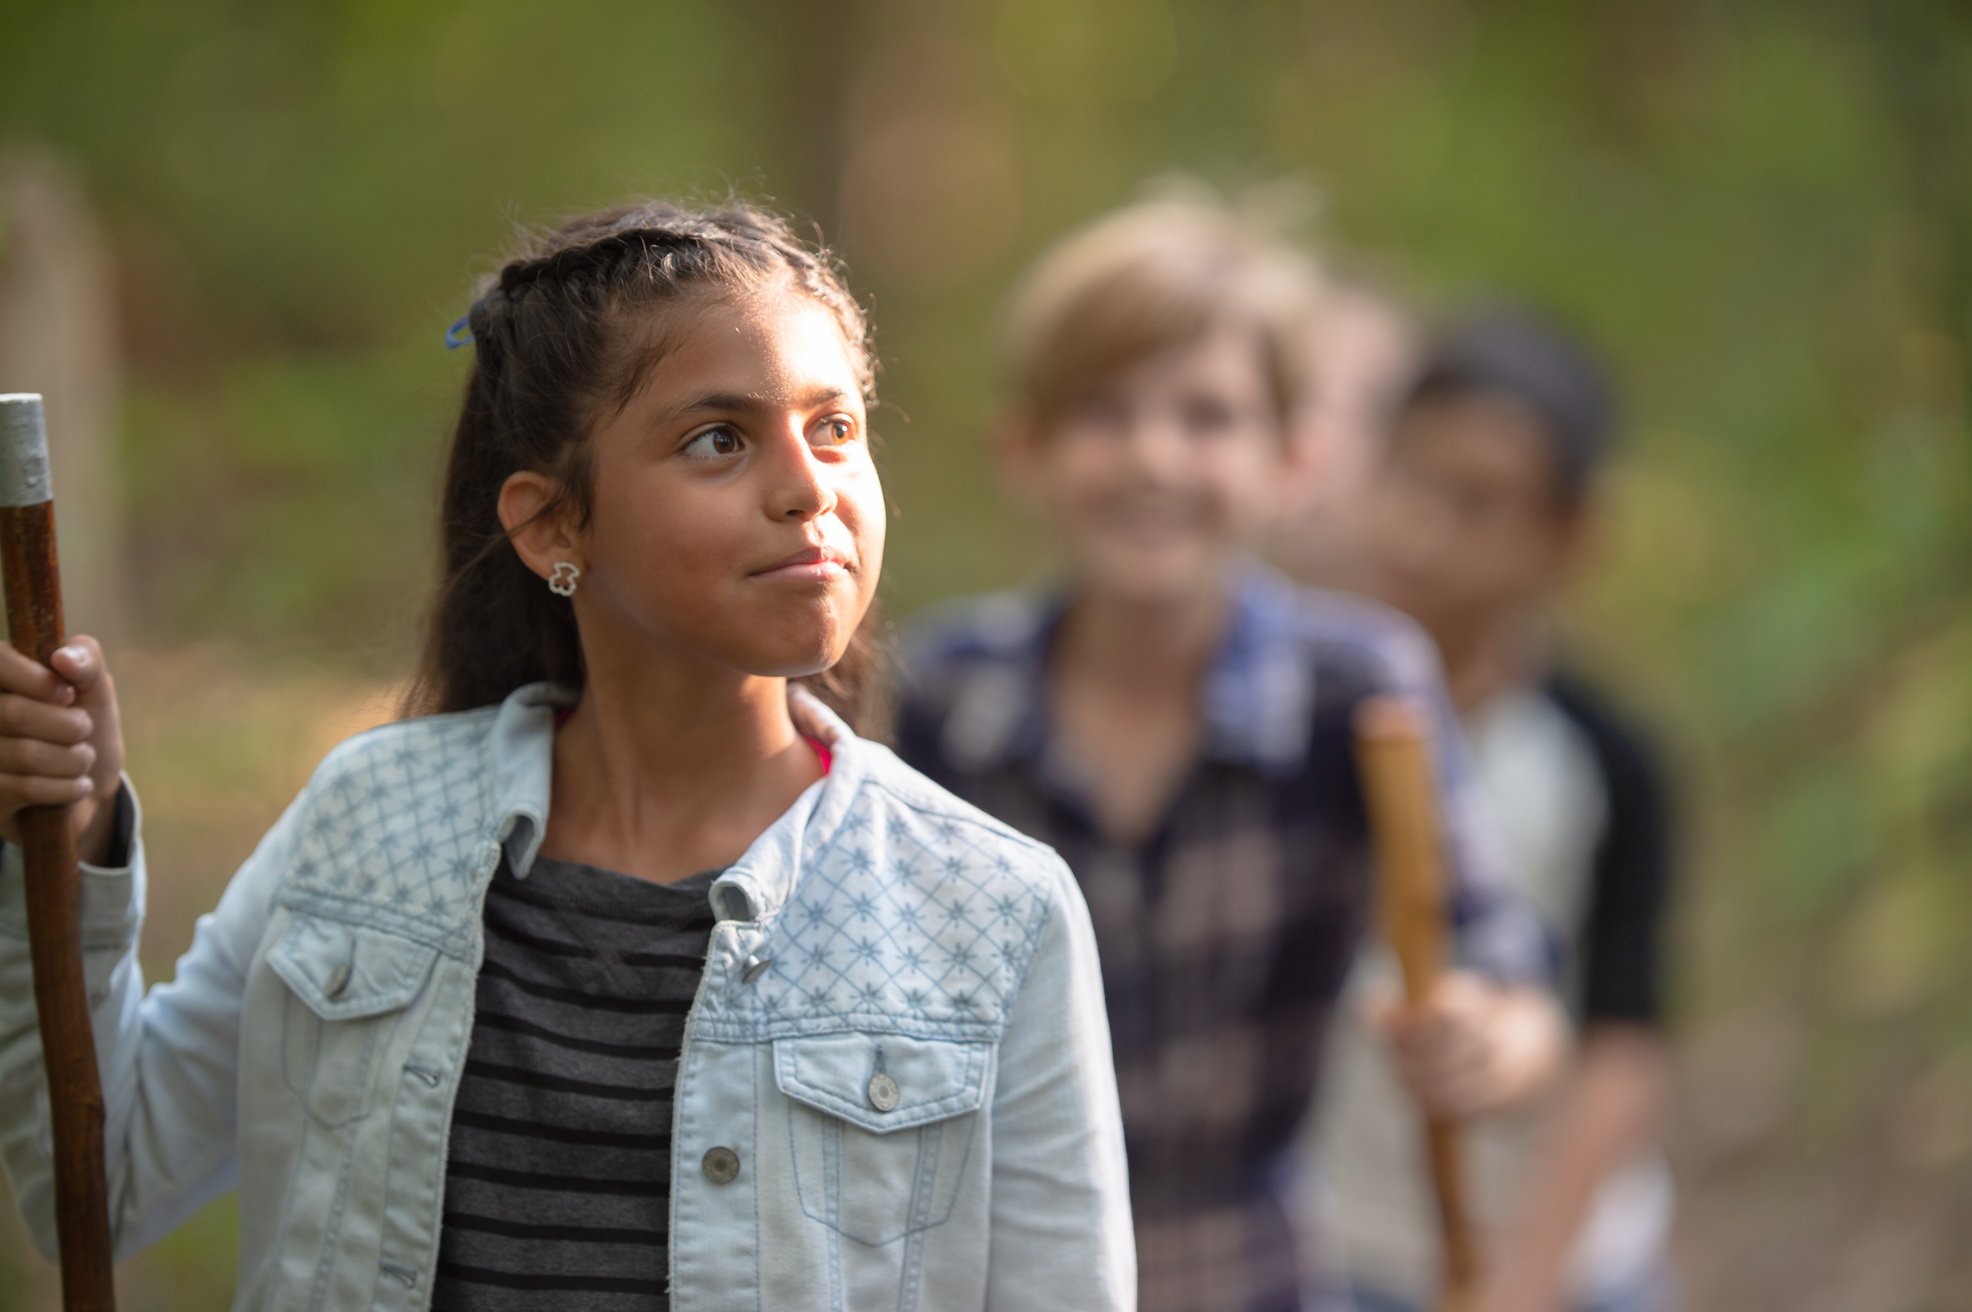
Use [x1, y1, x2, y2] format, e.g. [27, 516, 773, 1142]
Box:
[741, 953, 772, 984]
[323, 961, 351, 999]
[867, 1072, 900, 1113]
[701, 1146, 741, 1185]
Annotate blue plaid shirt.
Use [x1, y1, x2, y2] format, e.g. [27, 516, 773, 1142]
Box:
[894, 567, 1552, 1312]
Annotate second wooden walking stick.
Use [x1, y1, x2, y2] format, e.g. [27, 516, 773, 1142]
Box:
[1354, 694, 1478, 1312]
[0, 393, 117, 1311]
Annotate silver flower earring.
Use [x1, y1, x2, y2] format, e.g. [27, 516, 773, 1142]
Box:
[548, 561, 581, 597]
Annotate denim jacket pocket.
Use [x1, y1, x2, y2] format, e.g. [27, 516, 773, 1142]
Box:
[775, 1031, 993, 1247]
[267, 913, 440, 1129]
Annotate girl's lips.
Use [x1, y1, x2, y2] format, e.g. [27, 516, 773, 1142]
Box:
[751, 546, 851, 580]
[755, 561, 848, 583]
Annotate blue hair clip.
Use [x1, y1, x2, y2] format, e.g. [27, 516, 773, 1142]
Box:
[444, 314, 474, 350]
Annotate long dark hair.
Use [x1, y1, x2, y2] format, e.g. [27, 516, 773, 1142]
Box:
[402, 199, 885, 727]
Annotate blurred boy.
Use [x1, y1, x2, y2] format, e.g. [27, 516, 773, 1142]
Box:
[893, 196, 1564, 1312]
[1315, 306, 1679, 1312]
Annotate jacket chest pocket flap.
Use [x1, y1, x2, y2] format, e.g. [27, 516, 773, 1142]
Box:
[268, 913, 440, 1129]
[775, 1032, 993, 1247]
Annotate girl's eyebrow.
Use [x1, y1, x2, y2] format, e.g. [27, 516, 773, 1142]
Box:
[661, 386, 852, 423]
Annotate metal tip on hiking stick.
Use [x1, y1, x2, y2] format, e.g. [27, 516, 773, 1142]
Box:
[0, 394, 52, 508]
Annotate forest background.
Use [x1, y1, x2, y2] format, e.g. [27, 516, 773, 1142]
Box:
[0, 1, 1967, 1307]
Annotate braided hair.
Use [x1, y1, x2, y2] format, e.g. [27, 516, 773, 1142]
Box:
[404, 199, 882, 723]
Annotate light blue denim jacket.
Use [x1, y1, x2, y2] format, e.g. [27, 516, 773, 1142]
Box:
[0, 683, 1135, 1310]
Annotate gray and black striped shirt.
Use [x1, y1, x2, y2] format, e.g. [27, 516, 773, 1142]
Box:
[431, 854, 717, 1311]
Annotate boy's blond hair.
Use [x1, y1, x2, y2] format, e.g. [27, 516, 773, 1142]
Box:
[1002, 185, 1325, 427]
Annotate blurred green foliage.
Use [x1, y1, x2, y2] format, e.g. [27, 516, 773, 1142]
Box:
[1, 0, 1968, 1306]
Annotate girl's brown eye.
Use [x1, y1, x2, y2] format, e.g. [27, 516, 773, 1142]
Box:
[821, 417, 855, 445]
[682, 425, 745, 460]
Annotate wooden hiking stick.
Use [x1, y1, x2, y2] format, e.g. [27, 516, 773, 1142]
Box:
[0, 394, 116, 1311]
[1354, 695, 1478, 1312]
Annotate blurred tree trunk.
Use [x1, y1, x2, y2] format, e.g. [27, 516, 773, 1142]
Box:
[0, 148, 129, 643]
[763, 0, 858, 234]
[1855, 3, 1971, 467]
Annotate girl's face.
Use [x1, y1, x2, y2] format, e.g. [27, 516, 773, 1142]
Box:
[554, 289, 883, 683]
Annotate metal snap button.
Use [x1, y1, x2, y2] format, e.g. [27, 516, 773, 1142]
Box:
[867, 1072, 900, 1113]
[741, 953, 772, 984]
[701, 1146, 741, 1185]
[323, 960, 352, 999]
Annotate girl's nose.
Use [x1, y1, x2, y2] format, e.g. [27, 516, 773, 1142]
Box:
[770, 428, 836, 522]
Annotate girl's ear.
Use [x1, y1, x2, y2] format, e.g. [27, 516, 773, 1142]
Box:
[498, 470, 582, 582]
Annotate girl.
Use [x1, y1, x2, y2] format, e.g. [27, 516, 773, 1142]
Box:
[0, 200, 1134, 1310]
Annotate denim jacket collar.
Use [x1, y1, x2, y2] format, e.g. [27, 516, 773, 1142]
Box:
[706, 685, 860, 927]
[488, 683, 567, 881]
[490, 681, 861, 926]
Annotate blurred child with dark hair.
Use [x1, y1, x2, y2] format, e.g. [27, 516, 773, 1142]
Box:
[1313, 305, 1680, 1312]
[893, 192, 1566, 1312]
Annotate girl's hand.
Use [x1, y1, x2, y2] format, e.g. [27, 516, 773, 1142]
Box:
[0, 637, 125, 867]
[1366, 971, 1565, 1119]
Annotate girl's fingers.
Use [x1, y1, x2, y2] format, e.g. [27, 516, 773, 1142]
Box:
[48, 637, 108, 700]
[0, 643, 75, 704]
[0, 737, 94, 779]
[0, 693, 93, 746]
[0, 771, 95, 808]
